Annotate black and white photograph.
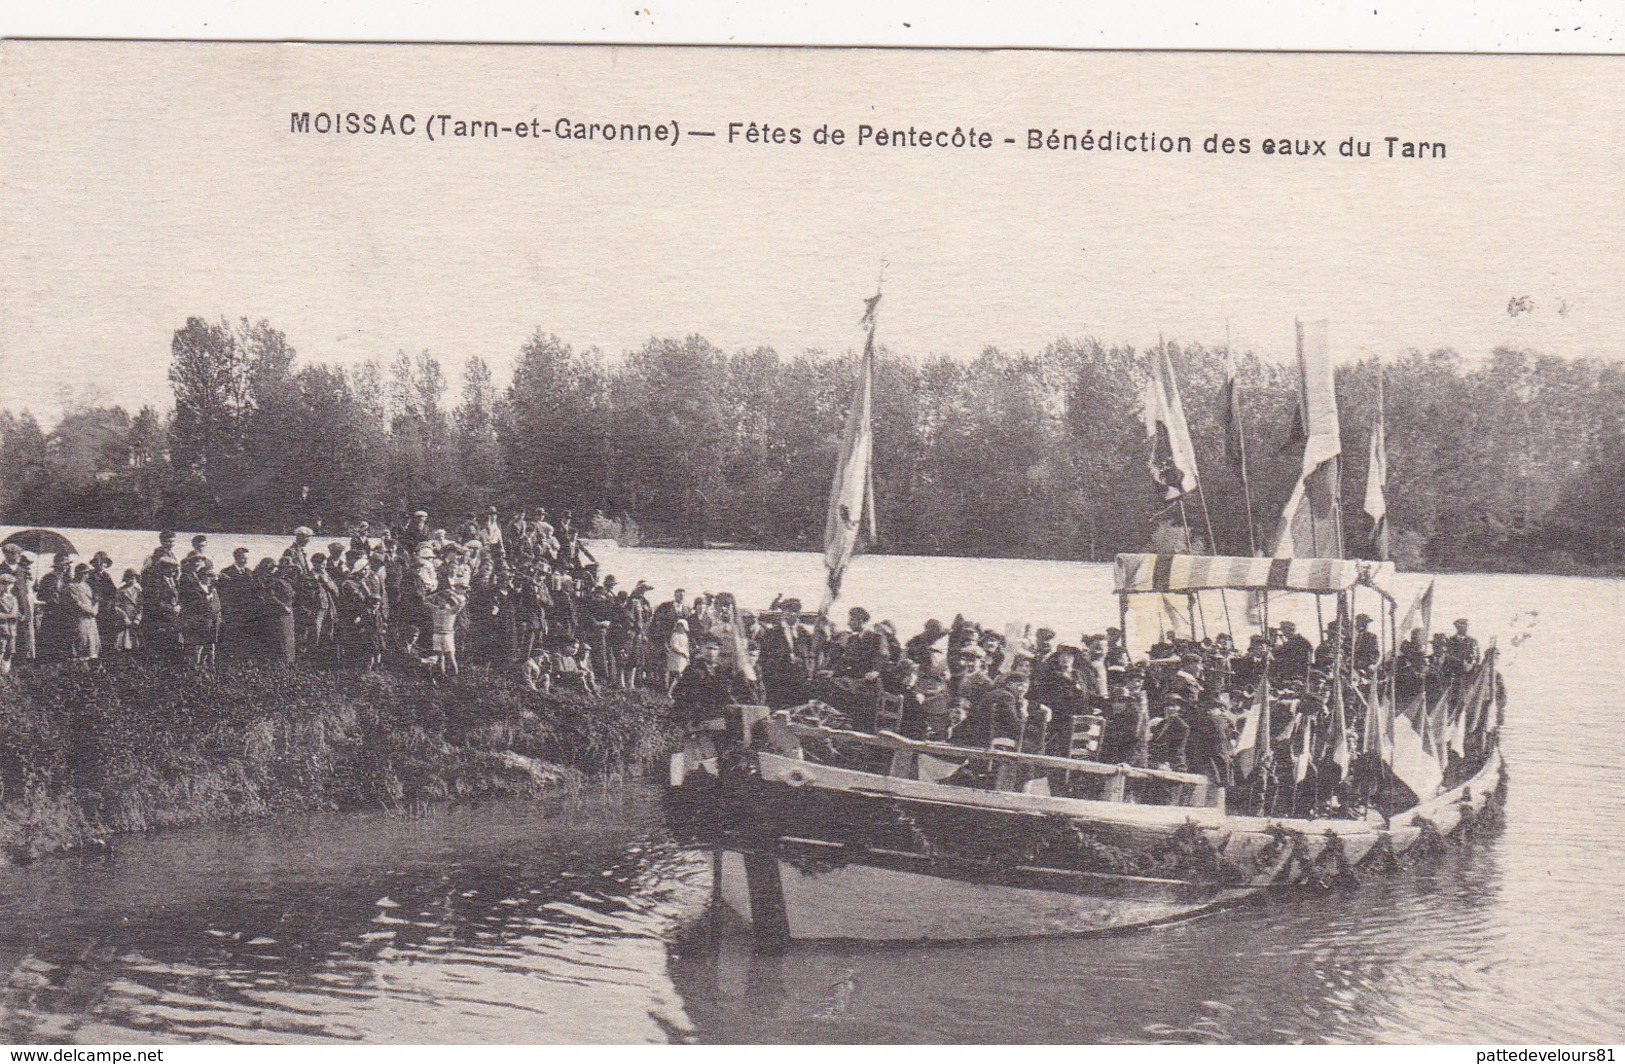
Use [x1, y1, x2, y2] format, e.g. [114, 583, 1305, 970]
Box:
[1, 28, 1622, 1048]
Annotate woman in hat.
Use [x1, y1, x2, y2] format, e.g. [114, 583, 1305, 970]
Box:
[113, 569, 142, 653]
[89, 551, 118, 651]
[65, 563, 101, 664]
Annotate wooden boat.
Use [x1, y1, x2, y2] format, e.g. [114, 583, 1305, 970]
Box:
[665, 305, 1505, 947]
[669, 706, 1504, 947]
[666, 550, 1508, 948]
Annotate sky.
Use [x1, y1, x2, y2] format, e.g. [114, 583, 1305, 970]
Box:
[2, 44, 1623, 421]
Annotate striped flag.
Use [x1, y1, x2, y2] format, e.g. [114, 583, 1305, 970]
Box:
[1363, 401, 1389, 561]
[1389, 692, 1443, 801]
[1330, 687, 1350, 782]
[820, 291, 880, 611]
[1293, 714, 1315, 783]
[1143, 343, 1201, 501]
[1232, 677, 1272, 779]
[1273, 320, 1343, 559]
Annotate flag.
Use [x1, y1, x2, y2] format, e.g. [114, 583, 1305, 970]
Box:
[726, 600, 758, 685]
[1358, 678, 1388, 764]
[1233, 677, 1271, 779]
[1273, 320, 1343, 558]
[1459, 646, 1498, 747]
[1219, 344, 1245, 473]
[1142, 343, 1200, 501]
[1293, 715, 1315, 783]
[821, 292, 880, 610]
[1330, 687, 1350, 782]
[1399, 580, 1435, 640]
[1389, 692, 1443, 801]
[1363, 400, 1389, 561]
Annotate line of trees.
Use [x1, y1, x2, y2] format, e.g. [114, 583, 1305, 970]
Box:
[2, 315, 1621, 574]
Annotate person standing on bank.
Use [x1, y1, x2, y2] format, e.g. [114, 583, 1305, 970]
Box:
[0, 572, 20, 675]
[66, 563, 101, 665]
[89, 551, 118, 652]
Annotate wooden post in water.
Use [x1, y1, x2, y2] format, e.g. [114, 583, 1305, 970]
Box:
[742, 851, 792, 955]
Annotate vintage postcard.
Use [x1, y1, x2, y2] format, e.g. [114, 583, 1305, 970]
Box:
[1, 41, 1622, 1048]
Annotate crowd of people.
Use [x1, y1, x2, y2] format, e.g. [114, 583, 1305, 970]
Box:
[0, 509, 1497, 817]
[675, 598, 1493, 820]
[0, 509, 715, 692]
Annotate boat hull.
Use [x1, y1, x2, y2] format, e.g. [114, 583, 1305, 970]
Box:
[699, 745, 1505, 945]
[717, 849, 1256, 942]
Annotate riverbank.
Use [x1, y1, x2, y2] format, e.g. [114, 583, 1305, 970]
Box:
[0, 659, 679, 865]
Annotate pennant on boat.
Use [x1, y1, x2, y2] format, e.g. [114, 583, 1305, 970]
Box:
[1357, 677, 1387, 765]
[820, 291, 880, 611]
[1293, 714, 1314, 783]
[1399, 579, 1435, 640]
[1142, 343, 1200, 501]
[1219, 344, 1246, 474]
[1363, 391, 1389, 561]
[1232, 677, 1271, 779]
[1388, 692, 1443, 801]
[1273, 320, 1343, 559]
[726, 599, 758, 685]
[1331, 687, 1350, 782]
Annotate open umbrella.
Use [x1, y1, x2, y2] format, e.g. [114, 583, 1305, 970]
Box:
[1, 528, 77, 557]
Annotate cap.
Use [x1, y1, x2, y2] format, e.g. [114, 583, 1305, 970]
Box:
[1036, 627, 1056, 640]
[294, 526, 314, 536]
[413, 510, 429, 518]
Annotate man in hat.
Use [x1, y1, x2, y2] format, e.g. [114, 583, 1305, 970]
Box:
[834, 606, 884, 679]
[971, 665, 1043, 752]
[1232, 633, 1272, 694]
[146, 530, 178, 574]
[283, 527, 314, 574]
[1445, 618, 1480, 672]
[1, 543, 35, 662]
[1272, 620, 1314, 688]
[945, 643, 995, 741]
[215, 547, 254, 654]
[1149, 690, 1192, 773]
[89, 550, 118, 650]
[476, 505, 503, 558]
[1352, 613, 1381, 673]
[403, 511, 431, 553]
[904, 618, 948, 669]
[672, 636, 733, 726]
[34, 550, 75, 661]
[1033, 627, 1057, 664]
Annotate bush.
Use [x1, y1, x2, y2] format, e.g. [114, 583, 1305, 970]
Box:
[0, 658, 680, 863]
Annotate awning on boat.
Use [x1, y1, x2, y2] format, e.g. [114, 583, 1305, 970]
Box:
[1114, 553, 1395, 595]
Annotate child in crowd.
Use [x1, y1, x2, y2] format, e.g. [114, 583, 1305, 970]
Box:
[0, 573, 19, 675]
[425, 582, 466, 678]
[114, 570, 142, 652]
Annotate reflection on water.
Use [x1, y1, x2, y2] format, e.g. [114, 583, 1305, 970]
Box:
[0, 792, 708, 1044]
[2, 563, 1622, 1043]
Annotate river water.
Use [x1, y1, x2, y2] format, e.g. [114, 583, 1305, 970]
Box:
[1, 544, 1622, 1043]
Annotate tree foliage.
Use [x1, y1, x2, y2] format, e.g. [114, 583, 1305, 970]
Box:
[1, 316, 1620, 574]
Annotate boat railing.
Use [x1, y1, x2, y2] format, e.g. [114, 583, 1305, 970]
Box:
[763, 716, 1222, 809]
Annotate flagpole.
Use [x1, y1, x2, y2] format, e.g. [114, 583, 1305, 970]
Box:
[1227, 321, 1260, 556]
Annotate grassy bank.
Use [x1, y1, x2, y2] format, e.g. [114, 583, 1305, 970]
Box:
[0, 659, 679, 865]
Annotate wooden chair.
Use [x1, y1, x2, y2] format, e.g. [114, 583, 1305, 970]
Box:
[1069, 713, 1106, 760]
[875, 693, 905, 734]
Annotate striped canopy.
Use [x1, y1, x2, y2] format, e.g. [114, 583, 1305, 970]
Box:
[1114, 553, 1395, 595]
